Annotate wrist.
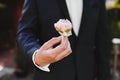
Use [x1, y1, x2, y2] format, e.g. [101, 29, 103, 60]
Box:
[32, 50, 50, 72]
[34, 50, 48, 67]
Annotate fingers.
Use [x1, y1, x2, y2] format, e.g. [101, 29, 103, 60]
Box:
[51, 36, 68, 56]
[42, 36, 62, 50]
[43, 41, 72, 63]
[54, 41, 72, 61]
[36, 36, 72, 66]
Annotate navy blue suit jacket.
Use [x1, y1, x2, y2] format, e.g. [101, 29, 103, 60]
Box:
[17, 0, 111, 80]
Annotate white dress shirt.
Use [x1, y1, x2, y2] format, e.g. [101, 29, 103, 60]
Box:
[66, 0, 83, 36]
[32, 0, 83, 72]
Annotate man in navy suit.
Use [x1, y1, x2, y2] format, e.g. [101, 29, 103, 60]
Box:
[17, 0, 111, 80]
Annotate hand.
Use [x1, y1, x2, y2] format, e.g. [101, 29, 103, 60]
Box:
[34, 36, 72, 67]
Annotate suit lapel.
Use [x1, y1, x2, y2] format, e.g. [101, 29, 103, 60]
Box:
[57, 0, 86, 37]
[56, 0, 71, 21]
[56, 0, 97, 39]
[77, 0, 99, 38]
[77, 0, 86, 37]
[56, 0, 78, 49]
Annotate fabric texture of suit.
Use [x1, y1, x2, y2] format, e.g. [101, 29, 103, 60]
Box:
[17, 0, 111, 80]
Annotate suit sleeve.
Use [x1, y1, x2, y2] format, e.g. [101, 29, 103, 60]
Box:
[17, 0, 40, 61]
[95, 0, 112, 80]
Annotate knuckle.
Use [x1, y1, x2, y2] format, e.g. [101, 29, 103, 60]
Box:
[69, 49, 72, 53]
[61, 46, 66, 50]
[67, 49, 72, 53]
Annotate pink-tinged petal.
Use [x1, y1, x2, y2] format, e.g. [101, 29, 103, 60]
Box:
[54, 19, 72, 36]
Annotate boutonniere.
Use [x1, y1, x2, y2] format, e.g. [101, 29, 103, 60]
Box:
[54, 19, 72, 37]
